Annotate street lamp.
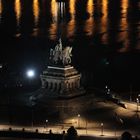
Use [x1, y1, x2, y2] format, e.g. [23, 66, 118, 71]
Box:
[45, 119, 48, 132]
[85, 119, 88, 134]
[26, 69, 35, 87]
[26, 69, 35, 78]
[105, 85, 108, 92]
[136, 98, 139, 112]
[100, 123, 104, 136]
[29, 96, 35, 130]
[77, 114, 80, 128]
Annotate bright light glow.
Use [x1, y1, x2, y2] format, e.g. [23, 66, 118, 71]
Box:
[26, 70, 35, 78]
[101, 123, 104, 126]
[78, 114, 80, 117]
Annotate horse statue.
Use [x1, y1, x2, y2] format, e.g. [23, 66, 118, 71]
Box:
[61, 46, 72, 65]
[49, 39, 72, 65]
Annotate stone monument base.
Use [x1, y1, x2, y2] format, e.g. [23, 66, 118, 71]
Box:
[40, 65, 85, 98]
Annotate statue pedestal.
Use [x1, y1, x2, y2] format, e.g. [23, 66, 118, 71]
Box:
[40, 65, 85, 98]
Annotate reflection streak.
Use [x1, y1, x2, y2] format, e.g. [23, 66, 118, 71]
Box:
[49, 0, 57, 40]
[15, 0, 21, 26]
[101, 0, 108, 32]
[33, 0, 39, 27]
[0, 0, 2, 19]
[119, 0, 129, 52]
[49, 23, 57, 40]
[51, 0, 57, 22]
[69, 0, 75, 19]
[2, 0, 133, 48]
[101, 0, 108, 43]
[122, 0, 128, 16]
[67, 0, 75, 37]
[0, 0, 2, 23]
[84, 0, 94, 36]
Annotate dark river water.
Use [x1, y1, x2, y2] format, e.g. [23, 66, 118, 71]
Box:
[0, 0, 140, 91]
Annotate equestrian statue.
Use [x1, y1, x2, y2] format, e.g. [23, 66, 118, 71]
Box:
[49, 38, 72, 66]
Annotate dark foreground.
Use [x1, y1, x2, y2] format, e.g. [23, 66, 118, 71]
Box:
[0, 130, 117, 140]
[1, 130, 139, 140]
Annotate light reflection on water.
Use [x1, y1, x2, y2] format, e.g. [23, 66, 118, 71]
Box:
[0, 0, 140, 50]
[51, 0, 57, 22]
[84, 0, 94, 36]
[100, 0, 108, 43]
[32, 0, 39, 36]
[2, 0, 136, 51]
[118, 0, 129, 52]
[33, 0, 39, 27]
[0, 0, 140, 89]
[14, 0, 21, 27]
[49, 0, 57, 40]
[0, 0, 2, 22]
[66, 0, 75, 38]
[1, 0, 139, 51]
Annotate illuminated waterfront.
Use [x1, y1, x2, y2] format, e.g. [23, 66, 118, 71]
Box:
[0, 0, 140, 90]
[0, 1, 140, 139]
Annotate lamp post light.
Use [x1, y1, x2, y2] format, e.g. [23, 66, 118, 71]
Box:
[31, 109, 33, 129]
[29, 96, 35, 130]
[136, 98, 139, 112]
[100, 123, 104, 136]
[138, 94, 140, 103]
[26, 69, 35, 86]
[31, 101, 35, 130]
[46, 119, 48, 126]
[85, 120, 88, 134]
[105, 85, 108, 93]
[26, 69, 35, 78]
[45, 119, 48, 132]
[114, 127, 117, 137]
[77, 114, 80, 128]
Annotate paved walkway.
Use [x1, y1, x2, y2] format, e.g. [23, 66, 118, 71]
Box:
[0, 124, 139, 138]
